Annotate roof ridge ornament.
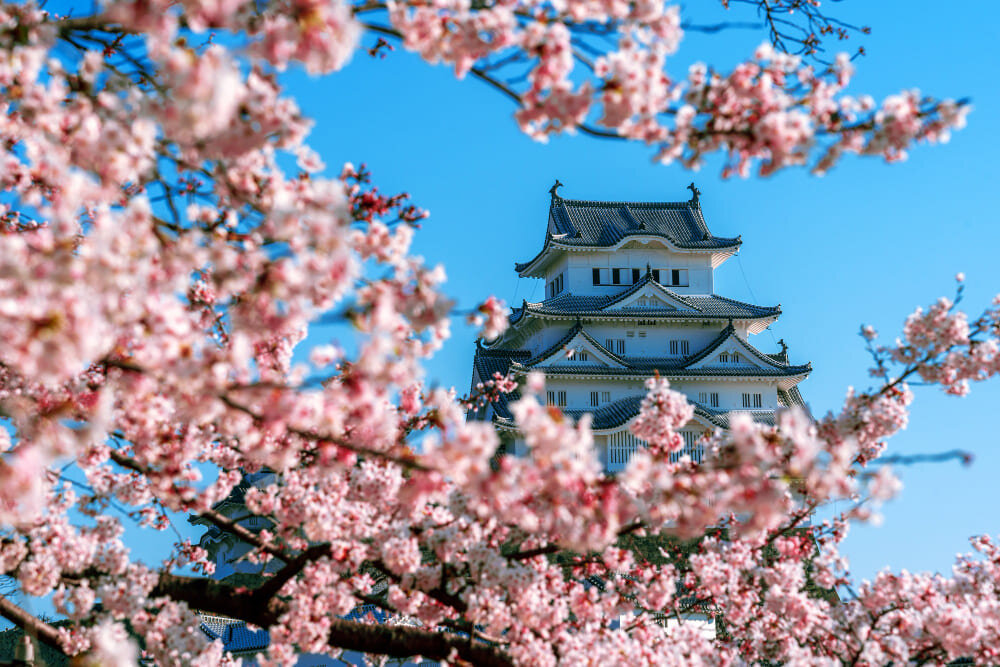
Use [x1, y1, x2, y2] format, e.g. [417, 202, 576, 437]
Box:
[778, 338, 788, 355]
[549, 179, 564, 199]
[687, 182, 701, 204]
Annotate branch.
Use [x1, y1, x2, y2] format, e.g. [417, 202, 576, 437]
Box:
[218, 394, 432, 471]
[153, 573, 512, 666]
[0, 594, 63, 652]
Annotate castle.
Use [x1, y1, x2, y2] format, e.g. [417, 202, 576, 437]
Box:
[469, 183, 810, 468]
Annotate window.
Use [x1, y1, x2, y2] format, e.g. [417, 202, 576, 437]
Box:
[592, 268, 636, 286]
[651, 269, 661, 283]
[710, 392, 719, 408]
[680, 340, 690, 355]
[602, 391, 611, 403]
[591, 391, 599, 407]
[698, 391, 708, 403]
[742, 393, 763, 408]
[558, 391, 566, 406]
[548, 273, 564, 297]
[732, 352, 739, 364]
[626, 330, 635, 338]
[719, 352, 729, 363]
[546, 391, 555, 406]
[576, 350, 588, 361]
[669, 340, 679, 355]
[638, 331, 647, 338]
[606, 338, 614, 350]
[616, 339, 625, 355]
[670, 269, 689, 286]
[672, 431, 705, 464]
[592, 268, 611, 285]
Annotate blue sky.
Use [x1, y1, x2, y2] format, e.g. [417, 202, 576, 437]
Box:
[277, 0, 1000, 582]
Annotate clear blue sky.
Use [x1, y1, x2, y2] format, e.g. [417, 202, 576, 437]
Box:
[276, 0, 1000, 583]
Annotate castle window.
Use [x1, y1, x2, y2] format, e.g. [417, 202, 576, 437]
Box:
[732, 352, 739, 364]
[558, 391, 566, 406]
[698, 391, 708, 403]
[719, 352, 729, 363]
[632, 268, 641, 283]
[742, 393, 762, 408]
[671, 269, 689, 286]
[548, 273, 564, 297]
[651, 269, 661, 283]
[616, 339, 625, 355]
[638, 331, 647, 338]
[592, 268, 600, 285]
[669, 340, 679, 355]
[612, 268, 622, 284]
[591, 391, 599, 407]
[680, 340, 690, 355]
[546, 391, 555, 406]
[576, 350, 588, 361]
[710, 392, 719, 408]
[602, 391, 610, 403]
[626, 330, 635, 338]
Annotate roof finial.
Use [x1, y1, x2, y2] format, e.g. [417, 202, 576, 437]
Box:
[778, 338, 788, 355]
[687, 182, 701, 204]
[549, 179, 564, 199]
[645, 263, 652, 277]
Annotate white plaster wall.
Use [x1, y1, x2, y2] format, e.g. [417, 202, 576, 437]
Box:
[537, 377, 780, 412]
[543, 248, 716, 297]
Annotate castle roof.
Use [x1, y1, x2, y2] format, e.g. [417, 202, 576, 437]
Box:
[470, 322, 811, 426]
[506, 275, 780, 326]
[505, 322, 810, 378]
[516, 194, 741, 275]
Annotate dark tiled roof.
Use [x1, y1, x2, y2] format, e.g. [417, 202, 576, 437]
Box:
[516, 196, 741, 273]
[500, 322, 809, 378]
[469, 344, 529, 421]
[199, 614, 270, 653]
[507, 276, 780, 325]
[778, 386, 808, 409]
[682, 323, 811, 375]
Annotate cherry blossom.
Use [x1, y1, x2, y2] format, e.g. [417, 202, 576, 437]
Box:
[0, 0, 993, 665]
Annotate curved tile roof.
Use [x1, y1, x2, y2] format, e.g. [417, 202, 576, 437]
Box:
[199, 614, 270, 653]
[499, 322, 809, 378]
[516, 195, 741, 273]
[506, 276, 780, 325]
[469, 344, 529, 422]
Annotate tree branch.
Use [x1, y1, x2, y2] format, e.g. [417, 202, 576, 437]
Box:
[153, 573, 512, 666]
[0, 594, 63, 652]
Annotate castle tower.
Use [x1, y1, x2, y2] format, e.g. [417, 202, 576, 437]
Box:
[470, 183, 810, 469]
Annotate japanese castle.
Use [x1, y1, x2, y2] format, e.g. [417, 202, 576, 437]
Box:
[470, 183, 810, 470]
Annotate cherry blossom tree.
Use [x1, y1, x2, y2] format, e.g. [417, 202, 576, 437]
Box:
[0, 0, 991, 665]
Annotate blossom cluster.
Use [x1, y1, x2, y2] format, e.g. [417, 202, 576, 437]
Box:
[0, 1, 993, 666]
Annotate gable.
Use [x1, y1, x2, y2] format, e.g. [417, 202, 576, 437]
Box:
[533, 330, 627, 369]
[685, 332, 775, 372]
[610, 283, 697, 313]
